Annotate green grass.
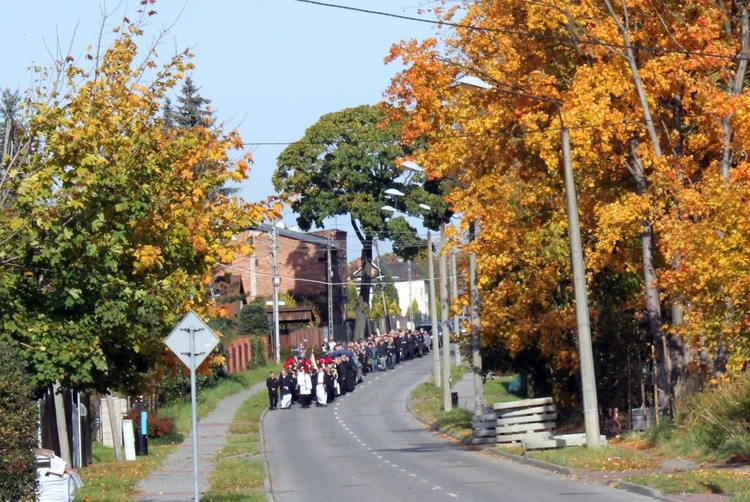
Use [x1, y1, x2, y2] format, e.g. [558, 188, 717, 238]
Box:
[202, 389, 268, 500]
[530, 445, 661, 471]
[483, 374, 522, 403]
[76, 442, 178, 501]
[160, 365, 281, 435]
[624, 469, 750, 495]
[409, 364, 474, 440]
[76, 366, 277, 500]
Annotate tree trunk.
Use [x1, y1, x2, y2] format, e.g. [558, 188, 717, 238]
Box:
[351, 216, 373, 341]
[631, 140, 671, 411]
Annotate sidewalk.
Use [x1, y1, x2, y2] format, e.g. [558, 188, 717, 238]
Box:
[451, 366, 480, 413]
[135, 381, 266, 501]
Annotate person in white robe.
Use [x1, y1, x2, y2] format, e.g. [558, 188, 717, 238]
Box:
[297, 369, 313, 408]
[315, 367, 328, 407]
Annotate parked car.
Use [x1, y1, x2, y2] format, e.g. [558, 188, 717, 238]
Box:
[415, 322, 443, 348]
[446, 315, 471, 335]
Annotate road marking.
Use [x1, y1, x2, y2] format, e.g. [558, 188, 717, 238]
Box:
[448, 493, 459, 498]
[433, 486, 442, 490]
[409, 473, 416, 477]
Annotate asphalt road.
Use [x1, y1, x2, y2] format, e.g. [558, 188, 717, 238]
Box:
[262, 355, 656, 502]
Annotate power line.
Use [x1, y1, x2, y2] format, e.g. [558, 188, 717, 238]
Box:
[292, 0, 745, 62]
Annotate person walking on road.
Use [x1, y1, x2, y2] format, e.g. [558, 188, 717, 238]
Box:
[266, 371, 279, 410]
[279, 369, 293, 409]
[297, 368, 313, 408]
[315, 366, 328, 407]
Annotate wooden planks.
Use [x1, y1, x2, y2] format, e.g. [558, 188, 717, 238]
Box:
[471, 411, 498, 445]
[494, 397, 556, 445]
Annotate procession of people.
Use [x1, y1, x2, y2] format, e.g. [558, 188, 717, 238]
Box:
[265, 328, 432, 411]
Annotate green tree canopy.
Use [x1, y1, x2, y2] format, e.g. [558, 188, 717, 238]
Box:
[273, 104, 444, 338]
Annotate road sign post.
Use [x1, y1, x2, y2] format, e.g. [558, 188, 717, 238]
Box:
[165, 311, 220, 501]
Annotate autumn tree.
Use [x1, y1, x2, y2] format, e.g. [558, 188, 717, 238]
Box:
[273, 105, 444, 339]
[385, 0, 750, 412]
[0, 10, 273, 393]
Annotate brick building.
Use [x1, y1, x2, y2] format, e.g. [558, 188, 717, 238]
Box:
[215, 224, 348, 332]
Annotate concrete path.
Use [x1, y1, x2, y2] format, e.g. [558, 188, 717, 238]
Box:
[451, 364, 480, 413]
[135, 381, 266, 501]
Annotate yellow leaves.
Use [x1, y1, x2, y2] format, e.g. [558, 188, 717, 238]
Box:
[132, 245, 164, 273]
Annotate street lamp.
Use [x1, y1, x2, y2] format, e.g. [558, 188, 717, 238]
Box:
[397, 161, 456, 408]
[456, 75, 601, 447]
[381, 168, 442, 388]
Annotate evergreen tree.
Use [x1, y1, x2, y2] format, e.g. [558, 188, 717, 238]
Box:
[161, 96, 175, 129]
[238, 302, 271, 336]
[172, 76, 213, 128]
[1, 88, 21, 162]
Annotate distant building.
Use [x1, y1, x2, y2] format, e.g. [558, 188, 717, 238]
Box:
[388, 259, 430, 328]
[214, 224, 348, 330]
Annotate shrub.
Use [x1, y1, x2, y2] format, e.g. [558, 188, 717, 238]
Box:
[0, 337, 38, 501]
[250, 336, 267, 368]
[238, 303, 270, 335]
[678, 372, 750, 458]
[126, 409, 176, 439]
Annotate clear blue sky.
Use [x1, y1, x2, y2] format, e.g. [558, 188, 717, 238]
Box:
[0, 0, 439, 260]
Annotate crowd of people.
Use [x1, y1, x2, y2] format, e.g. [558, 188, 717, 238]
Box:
[265, 328, 433, 410]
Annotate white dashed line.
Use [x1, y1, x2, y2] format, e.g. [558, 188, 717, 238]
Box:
[449, 493, 459, 498]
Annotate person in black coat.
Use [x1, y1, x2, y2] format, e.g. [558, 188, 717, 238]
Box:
[336, 357, 347, 396]
[266, 371, 279, 410]
[325, 365, 336, 403]
[344, 355, 356, 392]
[279, 369, 294, 409]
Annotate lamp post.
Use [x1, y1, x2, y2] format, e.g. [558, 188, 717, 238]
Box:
[382, 162, 442, 387]
[456, 76, 600, 447]
[439, 222, 452, 410]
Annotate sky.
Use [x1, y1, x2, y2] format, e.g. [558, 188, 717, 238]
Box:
[0, 0, 441, 260]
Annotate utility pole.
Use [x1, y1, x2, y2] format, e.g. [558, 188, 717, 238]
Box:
[439, 231, 452, 411]
[271, 226, 281, 364]
[407, 260, 413, 328]
[561, 127, 601, 447]
[470, 252, 483, 413]
[451, 250, 461, 367]
[327, 235, 334, 340]
[427, 231, 441, 387]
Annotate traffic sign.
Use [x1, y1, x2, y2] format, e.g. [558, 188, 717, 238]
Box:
[165, 311, 220, 370]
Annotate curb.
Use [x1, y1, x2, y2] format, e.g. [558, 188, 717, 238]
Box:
[259, 406, 275, 502]
[611, 480, 684, 502]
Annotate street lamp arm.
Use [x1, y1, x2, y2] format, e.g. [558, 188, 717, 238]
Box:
[455, 75, 565, 122]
